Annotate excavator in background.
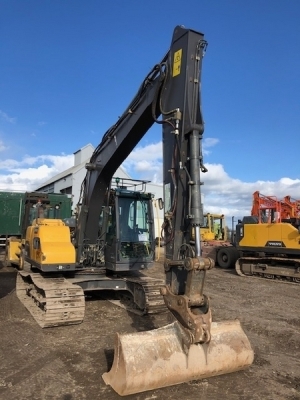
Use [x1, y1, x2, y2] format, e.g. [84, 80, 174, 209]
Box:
[234, 191, 300, 282]
[210, 191, 300, 283]
[251, 190, 300, 222]
[282, 195, 300, 219]
[16, 26, 253, 395]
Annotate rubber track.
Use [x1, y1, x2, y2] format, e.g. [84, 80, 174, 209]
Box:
[235, 256, 300, 285]
[16, 271, 85, 328]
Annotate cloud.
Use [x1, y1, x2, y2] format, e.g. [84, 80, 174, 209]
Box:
[122, 141, 300, 219]
[0, 110, 16, 124]
[0, 153, 73, 191]
[1, 140, 300, 225]
[0, 140, 8, 152]
[123, 139, 219, 181]
[203, 137, 219, 148]
[203, 137, 219, 155]
[123, 142, 162, 181]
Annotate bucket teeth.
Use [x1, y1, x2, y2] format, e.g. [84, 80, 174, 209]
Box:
[102, 320, 254, 396]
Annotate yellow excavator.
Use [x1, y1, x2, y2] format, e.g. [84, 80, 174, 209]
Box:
[16, 26, 253, 396]
[209, 191, 300, 281]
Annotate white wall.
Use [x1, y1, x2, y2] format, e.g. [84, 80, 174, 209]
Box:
[70, 165, 133, 214]
[74, 144, 94, 166]
[36, 143, 165, 239]
[53, 174, 73, 193]
[147, 182, 164, 239]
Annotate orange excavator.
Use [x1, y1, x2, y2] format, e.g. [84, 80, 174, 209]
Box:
[282, 195, 300, 219]
[251, 190, 282, 223]
[251, 191, 300, 222]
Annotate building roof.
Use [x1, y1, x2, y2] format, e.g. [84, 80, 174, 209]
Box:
[73, 143, 94, 155]
[35, 161, 85, 189]
[35, 155, 131, 190]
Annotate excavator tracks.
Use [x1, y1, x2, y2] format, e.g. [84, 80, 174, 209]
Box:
[235, 256, 300, 284]
[16, 271, 85, 328]
[122, 275, 168, 315]
[16, 270, 167, 328]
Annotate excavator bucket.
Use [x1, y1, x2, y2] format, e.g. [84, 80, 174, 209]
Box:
[102, 319, 254, 396]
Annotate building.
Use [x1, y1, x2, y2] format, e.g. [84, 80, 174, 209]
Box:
[35, 144, 164, 238]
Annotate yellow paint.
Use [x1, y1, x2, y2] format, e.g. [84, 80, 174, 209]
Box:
[239, 223, 300, 249]
[26, 219, 76, 265]
[6, 237, 21, 263]
[173, 49, 182, 77]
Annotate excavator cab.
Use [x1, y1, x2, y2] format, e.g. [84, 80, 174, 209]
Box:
[104, 188, 155, 271]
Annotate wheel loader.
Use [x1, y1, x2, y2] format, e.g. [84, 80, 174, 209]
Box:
[16, 25, 254, 396]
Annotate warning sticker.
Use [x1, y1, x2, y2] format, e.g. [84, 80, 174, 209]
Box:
[172, 49, 182, 77]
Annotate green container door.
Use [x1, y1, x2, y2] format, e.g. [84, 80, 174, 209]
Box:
[0, 192, 25, 236]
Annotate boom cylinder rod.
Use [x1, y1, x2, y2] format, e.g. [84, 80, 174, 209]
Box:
[194, 226, 201, 257]
[189, 130, 203, 256]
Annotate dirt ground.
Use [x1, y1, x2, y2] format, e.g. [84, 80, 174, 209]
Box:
[0, 250, 299, 400]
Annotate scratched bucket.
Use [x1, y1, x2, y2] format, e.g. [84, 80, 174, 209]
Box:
[102, 319, 254, 396]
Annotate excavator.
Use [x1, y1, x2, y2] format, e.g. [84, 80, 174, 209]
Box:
[234, 191, 300, 282]
[16, 25, 254, 395]
[211, 191, 300, 282]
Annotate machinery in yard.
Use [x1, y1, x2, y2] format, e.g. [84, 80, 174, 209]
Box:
[282, 195, 300, 219]
[16, 25, 254, 395]
[190, 212, 237, 268]
[234, 215, 300, 282]
[206, 191, 300, 282]
[0, 191, 72, 267]
[234, 191, 300, 282]
[251, 190, 300, 222]
[200, 213, 227, 241]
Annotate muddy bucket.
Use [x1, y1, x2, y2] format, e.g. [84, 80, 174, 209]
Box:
[102, 319, 254, 396]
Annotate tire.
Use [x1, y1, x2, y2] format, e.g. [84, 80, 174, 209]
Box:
[216, 247, 238, 269]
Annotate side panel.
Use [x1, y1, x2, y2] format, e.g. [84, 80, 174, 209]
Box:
[239, 223, 300, 249]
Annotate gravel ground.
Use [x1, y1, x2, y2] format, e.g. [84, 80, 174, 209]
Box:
[0, 252, 299, 400]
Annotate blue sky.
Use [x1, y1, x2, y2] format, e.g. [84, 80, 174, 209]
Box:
[1, 0, 300, 218]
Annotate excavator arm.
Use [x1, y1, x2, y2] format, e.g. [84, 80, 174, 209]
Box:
[160, 28, 212, 345]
